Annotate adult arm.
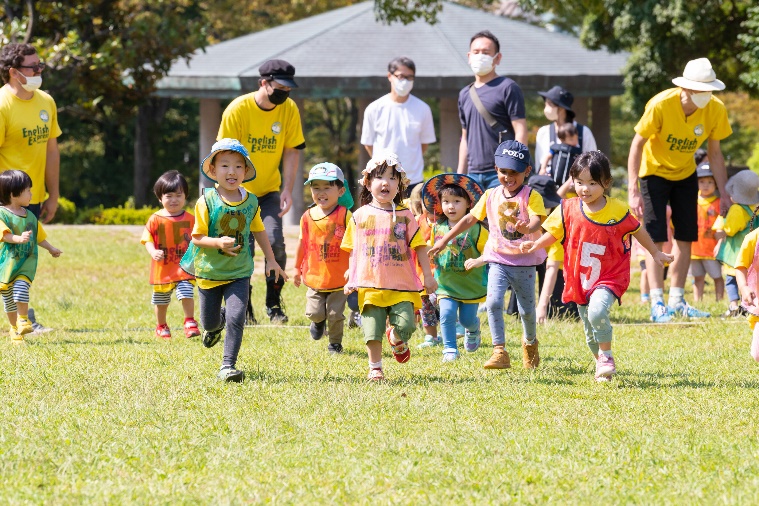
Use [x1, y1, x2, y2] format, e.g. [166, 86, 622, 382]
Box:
[627, 133, 647, 219]
[278, 147, 301, 218]
[707, 138, 731, 215]
[421, 144, 429, 155]
[40, 137, 60, 223]
[512, 118, 528, 146]
[363, 145, 373, 156]
[457, 130, 468, 174]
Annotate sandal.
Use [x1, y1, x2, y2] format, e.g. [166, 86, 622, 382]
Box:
[184, 319, 201, 338]
[386, 326, 410, 363]
[367, 368, 385, 381]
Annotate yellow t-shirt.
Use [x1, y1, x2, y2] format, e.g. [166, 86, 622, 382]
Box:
[342, 209, 428, 310]
[635, 88, 732, 181]
[191, 187, 265, 289]
[0, 87, 62, 204]
[470, 186, 547, 222]
[217, 95, 305, 198]
[0, 218, 47, 289]
[542, 197, 637, 242]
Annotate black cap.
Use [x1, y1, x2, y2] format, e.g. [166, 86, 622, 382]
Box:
[259, 59, 298, 88]
[537, 85, 574, 112]
[528, 175, 561, 209]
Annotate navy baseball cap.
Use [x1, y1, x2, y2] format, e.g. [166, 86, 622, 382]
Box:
[494, 140, 531, 173]
[259, 59, 298, 88]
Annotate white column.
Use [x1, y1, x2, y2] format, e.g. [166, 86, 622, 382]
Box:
[286, 98, 307, 226]
[199, 98, 221, 195]
[439, 97, 461, 171]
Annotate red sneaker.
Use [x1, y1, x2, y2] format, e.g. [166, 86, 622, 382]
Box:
[386, 326, 410, 363]
[155, 324, 171, 339]
[184, 319, 201, 338]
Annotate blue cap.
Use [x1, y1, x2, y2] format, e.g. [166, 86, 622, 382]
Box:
[305, 162, 354, 209]
[201, 138, 256, 183]
[494, 140, 531, 173]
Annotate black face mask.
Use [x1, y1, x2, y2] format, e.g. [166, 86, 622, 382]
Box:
[268, 87, 290, 105]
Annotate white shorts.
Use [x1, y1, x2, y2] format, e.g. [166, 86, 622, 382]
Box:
[690, 258, 722, 279]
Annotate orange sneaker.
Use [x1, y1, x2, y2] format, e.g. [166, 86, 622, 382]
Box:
[483, 346, 511, 369]
[522, 339, 540, 369]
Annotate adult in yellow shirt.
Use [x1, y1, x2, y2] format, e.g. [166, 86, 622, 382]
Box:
[627, 58, 732, 323]
[0, 43, 62, 334]
[217, 59, 305, 324]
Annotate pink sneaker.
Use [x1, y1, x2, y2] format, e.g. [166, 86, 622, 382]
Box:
[367, 368, 385, 381]
[595, 354, 616, 381]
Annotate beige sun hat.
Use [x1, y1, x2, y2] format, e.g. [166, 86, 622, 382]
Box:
[671, 58, 725, 92]
[726, 170, 759, 206]
[358, 151, 410, 187]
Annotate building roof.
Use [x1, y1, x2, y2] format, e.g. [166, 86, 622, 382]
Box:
[157, 1, 628, 99]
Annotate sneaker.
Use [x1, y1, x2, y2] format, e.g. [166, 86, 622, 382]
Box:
[464, 327, 481, 353]
[28, 308, 53, 334]
[669, 301, 710, 318]
[348, 310, 361, 329]
[442, 349, 459, 362]
[184, 319, 201, 338]
[367, 368, 385, 381]
[9, 327, 23, 343]
[483, 347, 511, 369]
[386, 326, 410, 363]
[310, 320, 326, 340]
[155, 323, 171, 339]
[522, 339, 540, 369]
[723, 306, 747, 318]
[595, 354, 616, 381]
[327, 342, 343, 354]
[217, 366, 244, 383]
[266, 305, 289, 324]
[202, 307, 225, 348]
[456, 322, 466, 338]
[417, 334, 442, 349]
[16, 318, 33, 336]
[650, 301, 672, 323]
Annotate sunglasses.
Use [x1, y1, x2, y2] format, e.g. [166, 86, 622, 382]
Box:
[17, 62, 46, 72]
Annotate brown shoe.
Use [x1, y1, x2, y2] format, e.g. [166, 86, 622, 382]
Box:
[483, 346, 511, 369]
[522, 339, 540, 369]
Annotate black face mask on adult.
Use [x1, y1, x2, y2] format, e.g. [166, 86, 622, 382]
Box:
[268, 87, 290, 105]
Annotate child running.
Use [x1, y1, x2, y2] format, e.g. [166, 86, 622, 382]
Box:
[430, 140, 547, 370]
[292, 162, 354, 354]
[733, 221, 759, 360]
[0, 170, 61, 342]
[521, 151, 673, 381]
[422, 173, 487, 361]
[341, 152, 437, 381]
[141, 170, 200, 339]
[181, 139, 286, 382]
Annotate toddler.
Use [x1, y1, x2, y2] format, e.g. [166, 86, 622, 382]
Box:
[690, 162, 723, 302]
[141, 170, 200, 338]
[0, 170, 61, 342]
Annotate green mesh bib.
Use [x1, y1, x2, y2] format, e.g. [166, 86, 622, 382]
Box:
[0, 207, 38, 284]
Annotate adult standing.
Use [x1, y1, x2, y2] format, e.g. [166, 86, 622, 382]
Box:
[0, 43, 62, 333]
[361, 56, 436, 197]
[534, 85, 597, 167]
[457, 30, 527, 190]
[218, 59, 305, 324]
[627, 58, 732, 323]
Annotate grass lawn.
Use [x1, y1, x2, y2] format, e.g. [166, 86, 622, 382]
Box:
[2, 225, 759, 504]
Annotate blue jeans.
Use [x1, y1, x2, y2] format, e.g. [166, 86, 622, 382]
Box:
[439, 297, 479, 353]
[577, 287, 616, 356]
[485, 263, 536, 346]
[726, 274, 739, 302]
[469, 171, 500, 190]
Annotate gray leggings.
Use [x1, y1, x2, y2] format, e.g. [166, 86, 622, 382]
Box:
[247, 191, 287, 279]
[198, 277, 250, 368]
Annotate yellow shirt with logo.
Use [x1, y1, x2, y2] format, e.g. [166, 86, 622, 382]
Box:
[217, 95, 305, 198]
[635, 88, 732, 181]
[0, 87, 62, 204]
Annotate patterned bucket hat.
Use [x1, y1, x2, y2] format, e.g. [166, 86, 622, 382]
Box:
[359, 151, 410, 187]
[201, 138, 256, 183]
[421, 173, 484, 217]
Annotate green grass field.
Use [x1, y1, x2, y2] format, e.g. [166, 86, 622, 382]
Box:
[2, 226, 759, 504]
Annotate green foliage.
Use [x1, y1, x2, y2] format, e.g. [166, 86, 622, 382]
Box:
[77, 205, 158, 225]
[51, 196, 77, 224]
[739, 6, 759, 92]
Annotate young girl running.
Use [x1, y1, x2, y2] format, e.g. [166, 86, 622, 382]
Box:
[0, 170, 62, 342]
[422, 173, 487, 361]
[521, 151, 672, 381]
[341, 152, 437, 381]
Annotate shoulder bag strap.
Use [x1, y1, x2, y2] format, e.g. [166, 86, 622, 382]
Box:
[469, 84, 502, 130]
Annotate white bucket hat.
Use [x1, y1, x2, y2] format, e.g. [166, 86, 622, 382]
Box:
[672, 58, 725, 92]
[726, 170, 759, 206]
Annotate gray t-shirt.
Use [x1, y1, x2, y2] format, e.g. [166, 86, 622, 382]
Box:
[458, 76, 526, 173]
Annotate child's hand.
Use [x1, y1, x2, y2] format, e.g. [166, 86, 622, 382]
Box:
[514, 219, 531, 235]
[266, 262, 288, 283]
[520, 241, 535, 253]
[741, 286, 756, 309]
[48, 247, 62, 258]
[151, 249, 165, 261]
[423, 276, 438, 294]
[18, 230, 31, 244]
[217, 236, 236, 250]
[292, 269, 302, 288]
[536, 303, 547, 324]
[713, 230, 726, 241]
[464, 257, 485, 270]
[652, 250, 674, 267]
[344, 285, 356, 295]
[428, 241, 445, 257]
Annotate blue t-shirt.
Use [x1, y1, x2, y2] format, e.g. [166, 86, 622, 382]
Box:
[458, 76, 526, 173]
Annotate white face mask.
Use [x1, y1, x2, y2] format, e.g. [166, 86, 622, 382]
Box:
[393, 77, 413, 97]
[469, 53, 494, 76]
[544, 103, 559, 121]
[690, 91, 712, 109]
[19, 74, 42, 92]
